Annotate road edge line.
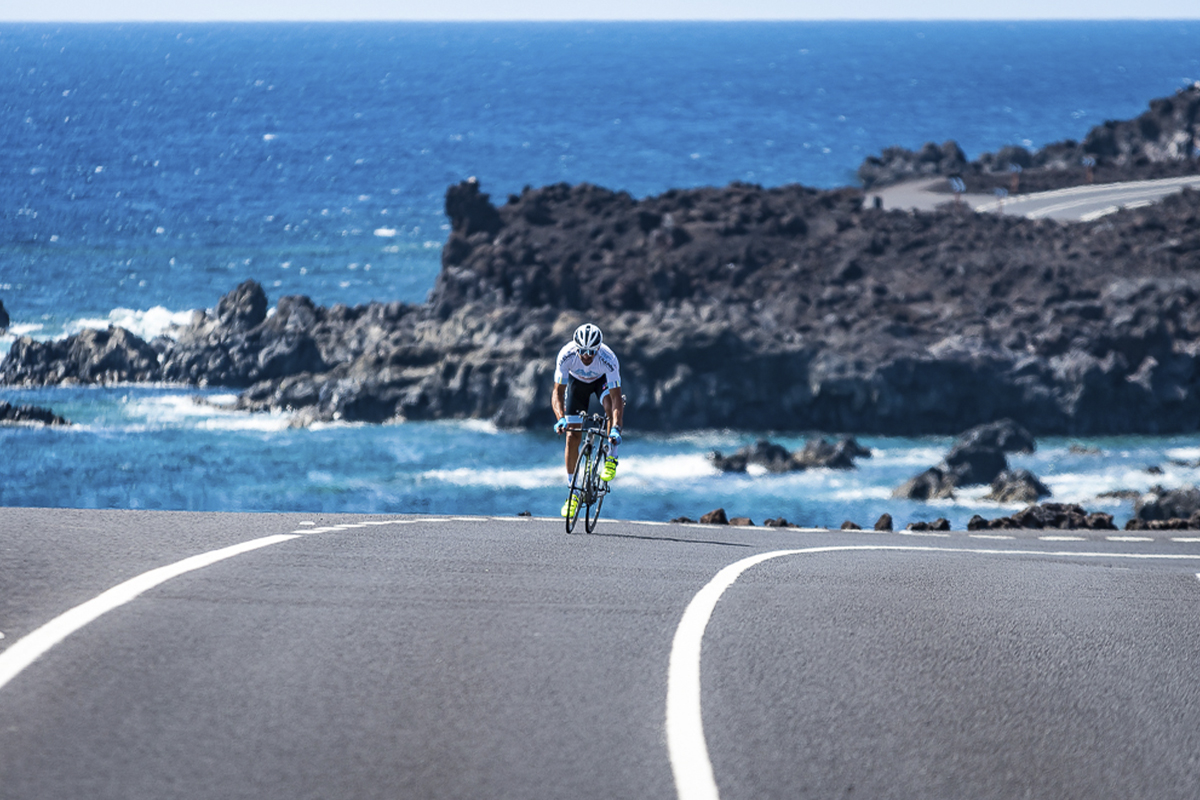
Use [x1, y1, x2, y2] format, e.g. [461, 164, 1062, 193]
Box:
[665, 544, 1200, 800]
[0, 534, 299, 692]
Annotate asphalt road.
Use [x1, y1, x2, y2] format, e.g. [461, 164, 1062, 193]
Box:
[2, 507, 1200, 799]
[873, 174, 1200, 221]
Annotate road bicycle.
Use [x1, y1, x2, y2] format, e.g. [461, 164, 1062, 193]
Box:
[565, 413, 612, 534]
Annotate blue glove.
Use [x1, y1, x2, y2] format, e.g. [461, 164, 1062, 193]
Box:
[554, 418, 568, 434]
[608, 425, 622, 446]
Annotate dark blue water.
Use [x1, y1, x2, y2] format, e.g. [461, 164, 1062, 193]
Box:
[2, 21, 1199, 522]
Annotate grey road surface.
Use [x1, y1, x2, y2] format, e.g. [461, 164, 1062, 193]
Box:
[2, 507, 1200, 800]
[872, 175, 1200, 221]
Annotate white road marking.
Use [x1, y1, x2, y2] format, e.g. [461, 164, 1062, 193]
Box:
[969, 534, 1016, 540]
[1039, 535, 1086, 541]
[973, 176, 1200, 217]
[1173, 537, 1200, 543]
[666, 543, 1200, 800]
[0, 534, 298, 692]
[1107, 535, 1154, 542]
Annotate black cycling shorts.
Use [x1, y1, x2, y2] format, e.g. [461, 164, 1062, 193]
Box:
[564, 376, 608, 422]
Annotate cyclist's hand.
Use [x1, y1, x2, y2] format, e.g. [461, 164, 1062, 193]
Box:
[554, 418, 568, 435]
[608, 425, 622, 446]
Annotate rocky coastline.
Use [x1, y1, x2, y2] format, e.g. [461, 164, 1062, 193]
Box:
[0, 401, 69, 427]
[858, 83, 1200, 192]
[3, 86, 1200, 441]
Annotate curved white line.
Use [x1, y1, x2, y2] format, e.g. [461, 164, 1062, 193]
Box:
[665, 544, 1200, 800]
[0, 534, 298, 692]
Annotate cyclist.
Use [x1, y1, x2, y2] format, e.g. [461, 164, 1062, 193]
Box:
[552, 322, 624, 517]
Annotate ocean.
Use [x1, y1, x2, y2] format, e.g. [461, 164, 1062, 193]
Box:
[2, 20, 1199, 527]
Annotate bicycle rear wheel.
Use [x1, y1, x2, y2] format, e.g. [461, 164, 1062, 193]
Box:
[584, 441, 607, 533]
[565, 442, 589, 533]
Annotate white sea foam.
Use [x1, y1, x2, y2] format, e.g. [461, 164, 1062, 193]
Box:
[66, 306, 193, 341]
[1165, 447, 1200, 461]
[124, 394, 292, 432]
[425, 465, 562, 490]
[3, 322, 44, 338]
[623, 454, 718, 481]
[868, 445, 948, 466]
[1041, 468, 1157, 503]
[447, 418, 500, 435]
[424, 452, 717, 491]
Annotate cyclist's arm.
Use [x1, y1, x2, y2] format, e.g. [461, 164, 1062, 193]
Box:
[608, 385, 624, 430]
[552, 381, 567, 423]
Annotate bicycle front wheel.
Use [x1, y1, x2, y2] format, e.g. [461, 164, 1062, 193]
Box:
[584, 442, 607, 533]
[565, 443, 588, 534]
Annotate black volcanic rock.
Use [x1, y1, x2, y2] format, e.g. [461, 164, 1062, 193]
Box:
[5, 90, 1200, 436]
[0, 401, 68, 426]
[858, 83, 1200, 190]
[710, 436, 870, 473]
[967, 503, 1116, 530]
[710, 440, 795, 473]
[896, 421, 1044, 499]
[950, 418, 1035, 455]
[1133, 485, 1200, 522]
[2, 325, 160, 386]
[0, 299, 9, 332]
[894, 467, 956, 501]
[984, 469, 1052, 503]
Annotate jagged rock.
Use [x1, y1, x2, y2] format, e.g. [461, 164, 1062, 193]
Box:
[1134, 486, 1200, 522]
[984, 469, 1052, 503]
[894, 467, 957, 500]
[710, 440, 794, 473]
[763, 517, 792, 527]
[874, 513, 893, 531]
[858, 140, 969, 188]
[700, 508, 728, 525]
[840, 520, 862, 530]
[729, 517, 754, 526]
[952, 419, 1036, 454]
[794, 437, 872, 469]
[1127, 510, 1200, 530]
[943, 444, 1008, 487]
[671, 516, 697, 524]
[907, 518, 950, 531]
[216, 279, 268, 332]
[0, 299, 9, 332]
[1, 325, 161, 386]
[0, 401, 69, 426]
[974, 502, 1116, 530]
[710, 436, 870, 473]
[898, 421, 1042, 499]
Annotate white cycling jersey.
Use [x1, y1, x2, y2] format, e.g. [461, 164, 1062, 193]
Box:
[554, 342, 622, 388]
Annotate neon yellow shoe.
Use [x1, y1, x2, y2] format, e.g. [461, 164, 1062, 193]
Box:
[561, 494, 580, 517]
[601, 457, 618, 482]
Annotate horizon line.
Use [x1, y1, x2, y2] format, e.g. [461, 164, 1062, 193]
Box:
[2, 17, 1199, 23]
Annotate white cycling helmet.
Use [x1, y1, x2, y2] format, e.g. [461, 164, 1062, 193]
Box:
[573, 323, 603, 354]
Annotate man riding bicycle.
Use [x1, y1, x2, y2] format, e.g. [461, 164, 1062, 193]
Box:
[552, 323, 624, 518]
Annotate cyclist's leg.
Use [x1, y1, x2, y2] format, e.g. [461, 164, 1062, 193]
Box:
[562, 377, 593, 482]
[600, 387, 619, 481]
[562, 376, 604, 501]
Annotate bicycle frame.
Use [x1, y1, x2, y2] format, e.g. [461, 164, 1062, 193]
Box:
[564, 413, 611, 534]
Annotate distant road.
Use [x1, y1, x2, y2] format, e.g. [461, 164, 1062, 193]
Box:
[3, 507, 1200, 799]
[873, 174, 1200, 222]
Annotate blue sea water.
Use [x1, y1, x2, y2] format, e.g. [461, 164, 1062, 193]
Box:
[2, 21, 1199, 526]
